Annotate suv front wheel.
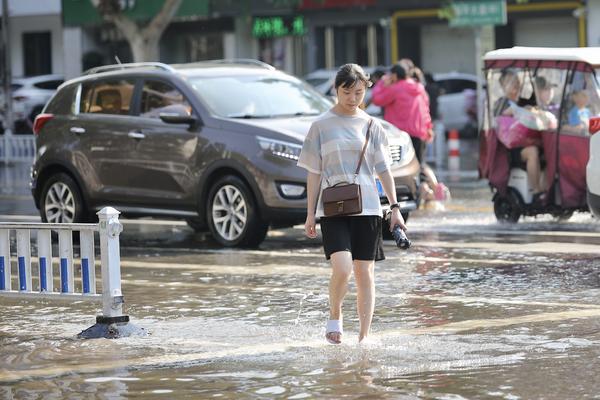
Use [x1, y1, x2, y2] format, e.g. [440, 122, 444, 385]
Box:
[40, 173, 88, 223]
[206, 175, 269, 247]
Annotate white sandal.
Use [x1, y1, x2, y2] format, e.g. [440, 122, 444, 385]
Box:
[325, 320, 343, 344]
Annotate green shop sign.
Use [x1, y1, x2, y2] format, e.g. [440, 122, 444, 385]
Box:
[252, 16, 306, 38]
[449, 0, 507, 27]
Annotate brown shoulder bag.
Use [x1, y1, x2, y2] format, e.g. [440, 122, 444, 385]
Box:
[321, 119, 373, 217]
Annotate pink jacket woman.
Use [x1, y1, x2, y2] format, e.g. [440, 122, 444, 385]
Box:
[372, 69, 432, 141]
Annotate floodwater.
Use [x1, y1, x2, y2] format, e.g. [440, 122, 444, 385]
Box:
[2, 173, 600, 398]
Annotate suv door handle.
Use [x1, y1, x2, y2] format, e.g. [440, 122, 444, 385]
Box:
[128, 131, 146, 139]
[70, 126, 85, 134]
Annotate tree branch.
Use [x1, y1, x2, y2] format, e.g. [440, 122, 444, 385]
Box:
[143, 0, 183, 38]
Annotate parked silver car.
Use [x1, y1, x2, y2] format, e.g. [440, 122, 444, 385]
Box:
[9, 74, 64, 133]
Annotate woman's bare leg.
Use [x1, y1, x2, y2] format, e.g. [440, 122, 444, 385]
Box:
[327, 251, 353, 343]
[353, 259, 375, 342]
[521, 146, 542, 193]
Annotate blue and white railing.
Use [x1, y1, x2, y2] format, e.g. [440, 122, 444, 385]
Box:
[0, 223, 97, 297]
[0, 207, 134, 337]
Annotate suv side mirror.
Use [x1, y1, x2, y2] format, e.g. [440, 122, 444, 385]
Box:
[159, 112, 198, 126]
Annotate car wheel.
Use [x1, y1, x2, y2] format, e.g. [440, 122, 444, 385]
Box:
[493, 190, 522, 223]
[40, 173, 88, 223]
[206, 175, 269, 247]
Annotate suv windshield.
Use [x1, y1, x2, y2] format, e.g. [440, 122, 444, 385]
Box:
[189, 75, 331, 118]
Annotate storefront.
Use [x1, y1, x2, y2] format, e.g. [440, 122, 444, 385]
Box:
[391, 1, 584, 74]
[252, 15, 306, 74]
[302, 5, 390, 72]
[61, 0, 211, 76]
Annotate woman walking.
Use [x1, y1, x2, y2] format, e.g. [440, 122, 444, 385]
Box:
[297, 63, 406, 344]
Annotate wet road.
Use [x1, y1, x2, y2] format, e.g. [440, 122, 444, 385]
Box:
[1, 166, 600, 399]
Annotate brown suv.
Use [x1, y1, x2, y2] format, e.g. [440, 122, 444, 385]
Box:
[31, 61, 419, 247]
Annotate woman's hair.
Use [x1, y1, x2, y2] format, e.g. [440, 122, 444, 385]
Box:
[334, 63, 372, 90]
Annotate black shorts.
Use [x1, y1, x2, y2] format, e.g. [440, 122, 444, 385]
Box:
[320, 216, 385, 261]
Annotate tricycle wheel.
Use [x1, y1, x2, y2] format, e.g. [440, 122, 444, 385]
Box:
[494, 190, 522, 223]
[552, 210, 574, 221]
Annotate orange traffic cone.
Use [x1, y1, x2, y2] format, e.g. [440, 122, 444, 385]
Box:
[447, 129, 460, 172]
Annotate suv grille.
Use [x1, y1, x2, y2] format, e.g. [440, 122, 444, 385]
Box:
[389, 145, 402, 164]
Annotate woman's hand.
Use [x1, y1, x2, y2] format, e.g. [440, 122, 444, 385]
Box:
[305, 215, 318, 239]
[389, 208, 407, 232]
[426, 128, 435, 144]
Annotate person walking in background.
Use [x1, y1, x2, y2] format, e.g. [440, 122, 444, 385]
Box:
[372, 64, 433, 165]
[297, 63, 406, 344]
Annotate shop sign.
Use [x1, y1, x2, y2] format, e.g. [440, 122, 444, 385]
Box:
[449, 0, 507, 27]
[252, 16, 306, 38]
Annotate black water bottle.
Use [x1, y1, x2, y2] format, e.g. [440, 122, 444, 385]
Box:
[392, 224, 411, 250]
[385, 210, 411, 250]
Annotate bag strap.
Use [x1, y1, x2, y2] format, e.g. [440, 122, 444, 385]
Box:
[354, 119, 373, 179]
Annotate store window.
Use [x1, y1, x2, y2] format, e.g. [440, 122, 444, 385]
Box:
[186, 33, 224, 61]
[315, 24, 384, 69]
[23, 32, 51, 76]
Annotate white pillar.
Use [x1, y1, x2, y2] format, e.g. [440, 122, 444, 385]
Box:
[58, 230, 73, 293]
[325, 27, 334, 70]
[0, 229, 11, 290]
[80, 229, 96, 295]
[16, 230, 31, 292]
[63, 27, 83, 79]
[223, 32, 236, 59]
[587, 0, 600, 46]
[97, 207, 124, 318]
[367, 24, 377, 67]
[37, 229, 53, 292]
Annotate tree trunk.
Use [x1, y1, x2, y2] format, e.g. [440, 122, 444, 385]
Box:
[94, 0, 182, 63]
[130, 36, 160, 62]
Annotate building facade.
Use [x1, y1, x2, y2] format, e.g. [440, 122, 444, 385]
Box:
[1, 0, 595, 80]
[0, 0, 64, 77]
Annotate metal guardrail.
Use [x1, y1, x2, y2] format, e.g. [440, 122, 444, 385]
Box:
[0, 207, 141, 338]
[1, 135, 36, 162]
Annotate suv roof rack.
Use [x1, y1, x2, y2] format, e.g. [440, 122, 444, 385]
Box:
[202, 59, 275, 70]
[83, 62, 176, 75]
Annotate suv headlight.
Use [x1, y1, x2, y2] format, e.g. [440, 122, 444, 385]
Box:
[257, 136, 302, 161]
